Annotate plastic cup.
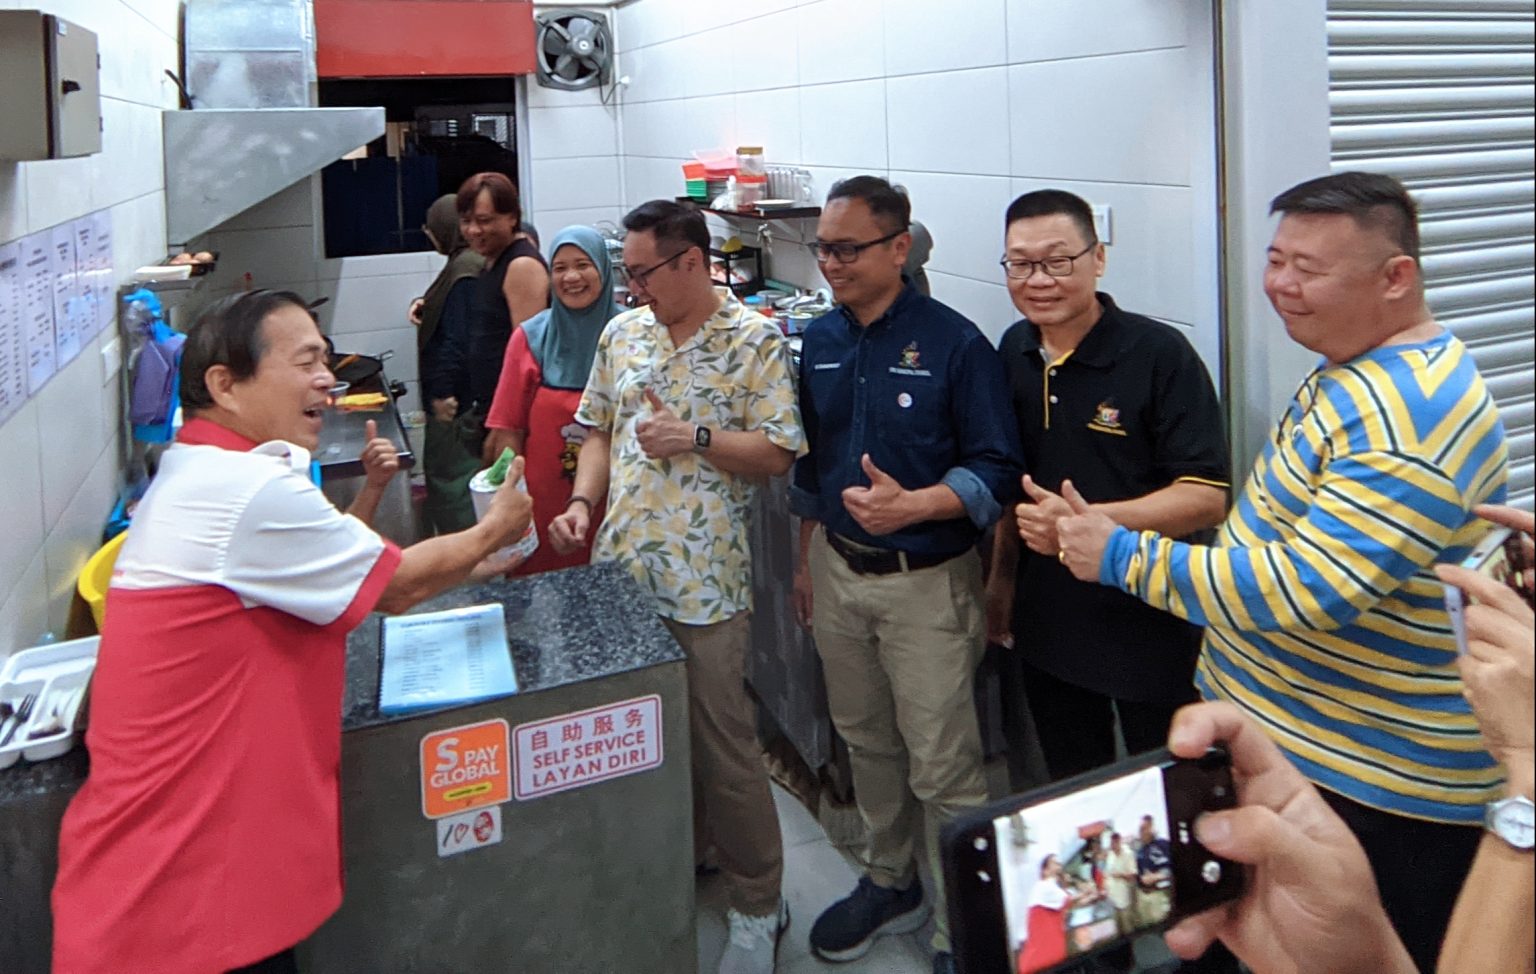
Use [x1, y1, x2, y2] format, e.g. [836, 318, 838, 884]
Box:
[468, 467, 539, 562]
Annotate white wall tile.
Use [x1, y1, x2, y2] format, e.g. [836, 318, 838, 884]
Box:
[689, 30, 739, 99]
[90, 99, 165, 208]
[619, 99, 667, 158]
[25, 155, 95, 235]
[526, 79, 609, 110]
[530, 104, 621, 159]
[108, 190, 168, 288]
[0, 552, 49, 659]
[736, 88, 802, 165]
[0, 402, 45, 601]
[797, 0, 886, 87]
[623, 156, 687, 209]
[1006, 0, 1190, 65]
[532, 207, 625, 236]
[626, 37, 692, 103]
[1010, 177, 1196, 325]
[799, 164, 887, 205]
[799, 79, 888, 171]
[97, 6, 178, 107]
[1007, 49, 1191, 186]
[317, 272, 433, 337]
[728, 11, 799, 92]
[927, 271, 1018, 346]
[886, 67, 1011, 176]
[211, 225, 323, 288]
[884, 0, 1006, 77]
[320, 251, 436, 283]
[684, 95, 739, 157]
[890, 171, 1014, 283]
[0, 165, 27, 243]
[34, 347, 106, 527]
[616, 0, 689, 53]
[532, 156, 622, 211]
[42, 439, 119, 636]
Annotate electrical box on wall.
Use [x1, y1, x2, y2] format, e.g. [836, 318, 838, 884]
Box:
[0, 11, 102, 161]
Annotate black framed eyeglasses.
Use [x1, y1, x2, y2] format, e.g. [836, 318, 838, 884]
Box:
[999, 242, 1096, 280]
[807, 229, 905, 264]
[623, 248, 690, 289]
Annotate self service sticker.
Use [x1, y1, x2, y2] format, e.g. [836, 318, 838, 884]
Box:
[420, 718, 512, 819]
[513, 695, 663, 800]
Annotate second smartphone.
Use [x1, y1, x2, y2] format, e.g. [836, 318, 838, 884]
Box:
[942, 748, 1243, 974]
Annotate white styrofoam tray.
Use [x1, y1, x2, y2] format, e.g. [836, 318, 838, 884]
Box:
[0, 636, 98, 769]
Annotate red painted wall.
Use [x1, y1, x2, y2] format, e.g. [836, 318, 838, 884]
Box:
[315, 0, 536, 78]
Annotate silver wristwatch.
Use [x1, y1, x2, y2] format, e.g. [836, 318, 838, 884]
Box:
[1485, 795, 1535, 850]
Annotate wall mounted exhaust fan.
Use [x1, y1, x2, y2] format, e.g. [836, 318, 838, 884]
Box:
[534, 10, 613, 91]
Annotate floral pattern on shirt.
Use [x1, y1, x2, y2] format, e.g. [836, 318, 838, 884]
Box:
[576, 288, 804, 624]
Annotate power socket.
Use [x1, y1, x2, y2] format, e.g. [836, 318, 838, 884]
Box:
[1092, 204, 1113, 245]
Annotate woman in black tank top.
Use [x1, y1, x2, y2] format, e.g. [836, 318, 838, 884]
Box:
[455, 173, 550, 460]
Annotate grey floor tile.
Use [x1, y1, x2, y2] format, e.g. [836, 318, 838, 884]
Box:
[772, 782, 828, 850]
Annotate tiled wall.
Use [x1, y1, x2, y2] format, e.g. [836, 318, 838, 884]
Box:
[0, 0, 181, 658]
[523, 50, 625, 240]
[525, 0, 1222, 371]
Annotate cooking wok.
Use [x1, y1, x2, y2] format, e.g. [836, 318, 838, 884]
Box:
[322, 335, 403, 396]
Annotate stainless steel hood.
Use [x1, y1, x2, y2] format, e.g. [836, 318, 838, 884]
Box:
[162, 107, 383, 244]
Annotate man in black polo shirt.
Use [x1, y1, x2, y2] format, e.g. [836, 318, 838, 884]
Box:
[987, 189, 1229, 776]
[791, 176, 1023, 974]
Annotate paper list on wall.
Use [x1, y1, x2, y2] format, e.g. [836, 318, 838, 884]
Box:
[90, 211, 113, 335]
[72, 217, 100, 341]
[50, 224, 81, 365]
[0, 242, 27, 425]
[19, 231, 56, 395]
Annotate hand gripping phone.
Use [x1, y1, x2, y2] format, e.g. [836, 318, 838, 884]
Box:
[942, 748, 1243, 974]
[1443, 526, 1535, 656]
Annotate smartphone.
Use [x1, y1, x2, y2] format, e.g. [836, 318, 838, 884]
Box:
[942, 748, 1243, 974]
[1443, 526, 1534, 656]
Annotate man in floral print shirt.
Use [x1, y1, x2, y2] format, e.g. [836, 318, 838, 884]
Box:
[551, 200, 803, 974]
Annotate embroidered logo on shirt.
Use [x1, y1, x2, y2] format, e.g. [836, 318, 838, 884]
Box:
[889, 341, 933, 377]
[1087, 400, 1128, 436]
[813, 362, 842, 371]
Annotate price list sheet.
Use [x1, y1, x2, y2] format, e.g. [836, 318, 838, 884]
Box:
[379, 603, 519, 715]
[0, 242, 27, 425]
[19, 231, 55, 395]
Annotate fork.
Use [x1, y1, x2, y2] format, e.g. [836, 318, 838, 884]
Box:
[0, 693, 37, 748]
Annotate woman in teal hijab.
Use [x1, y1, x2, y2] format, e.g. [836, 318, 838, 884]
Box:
[484, 225, 622, 574]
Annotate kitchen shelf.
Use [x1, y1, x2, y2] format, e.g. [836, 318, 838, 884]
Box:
[678, 199, 822, 221]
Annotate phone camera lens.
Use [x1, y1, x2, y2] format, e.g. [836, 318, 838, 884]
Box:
[1201, 860, 1222, 884]
[973, 837, 989, 852]
[977, 869, 992, 884]
[1213, 784, 1228, 798]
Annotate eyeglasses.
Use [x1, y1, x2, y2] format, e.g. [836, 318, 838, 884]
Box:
[807, 229, 905, 264]
[622, 249, 690, 289]
[999, 243, 1096, 280]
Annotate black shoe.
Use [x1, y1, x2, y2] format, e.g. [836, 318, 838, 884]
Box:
[810, 876, 930, 963]
[933, 951, 956, 974]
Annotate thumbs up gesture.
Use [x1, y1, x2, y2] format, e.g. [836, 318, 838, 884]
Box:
[841, 453, 916, 536]
[635, 387, 695, 460]
[359, 418, 400, 489]
[1015, 474, 1073, 556]
[1055, 479, 1119, 582]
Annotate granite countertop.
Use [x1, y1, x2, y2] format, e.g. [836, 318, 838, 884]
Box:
[345, 561, 680, 729]
[1, 563, 681, 801]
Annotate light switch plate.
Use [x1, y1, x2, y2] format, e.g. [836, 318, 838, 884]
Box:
[1092, 204, 1112, 245]
[100, 337, 121, 385]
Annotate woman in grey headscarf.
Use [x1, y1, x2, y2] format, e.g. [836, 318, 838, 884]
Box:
[411, 194, 484, 534]
[483, 225, 622, 574]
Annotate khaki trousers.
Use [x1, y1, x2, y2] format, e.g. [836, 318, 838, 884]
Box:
[808, 529, 988, 952]
[663, 613, 784, 916]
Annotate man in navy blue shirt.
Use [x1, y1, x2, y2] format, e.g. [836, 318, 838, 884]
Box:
[790, 176, 1022, 974]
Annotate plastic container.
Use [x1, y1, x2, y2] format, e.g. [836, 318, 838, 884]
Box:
[736, 145, 765, 177]
[693, 147, 738, 179]
[686, 177, 709, 200]
[468, 465, 539, 563]
[736, 174, 767, 209]
[681, 161, 706, 180]
[78, 532, 128, 631]
[0, 636, 98, 769]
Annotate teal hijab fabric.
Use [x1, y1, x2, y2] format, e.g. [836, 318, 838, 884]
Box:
[521, 225, 622, 391]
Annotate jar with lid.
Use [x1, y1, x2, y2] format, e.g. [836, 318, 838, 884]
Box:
[736, 146, 766, 178]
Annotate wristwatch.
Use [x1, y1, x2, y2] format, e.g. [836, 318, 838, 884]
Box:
[1485, 795, 1535, 850]
[692, 424, 712, 453]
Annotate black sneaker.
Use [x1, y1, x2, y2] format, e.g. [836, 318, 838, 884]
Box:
[810, 876, 930, 962]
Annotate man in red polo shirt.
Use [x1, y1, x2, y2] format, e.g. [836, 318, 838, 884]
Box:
[51, 291, 531, 974]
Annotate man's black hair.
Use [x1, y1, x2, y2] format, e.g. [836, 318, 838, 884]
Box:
[1269, 171, 1421, 262]
[1003, 189, 1098, 247]
[622, 199, 710, 258]
[826, 175, 912, 235]
[179, 289, 313, 412]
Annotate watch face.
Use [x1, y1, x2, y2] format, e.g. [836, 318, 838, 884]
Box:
[1492, 799, 1536, 849]
[694, 426, 711, 449]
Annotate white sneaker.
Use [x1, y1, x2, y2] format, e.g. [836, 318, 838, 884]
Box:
[718, 900, 790, 974]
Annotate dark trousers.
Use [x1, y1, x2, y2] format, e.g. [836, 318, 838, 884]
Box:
[228, 947, 299, 974]
[1018, 661, 1191, 782]
[1321, 788, 1482, 974]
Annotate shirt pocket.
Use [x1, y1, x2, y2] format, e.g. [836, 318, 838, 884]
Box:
[877, 374, 949, 446]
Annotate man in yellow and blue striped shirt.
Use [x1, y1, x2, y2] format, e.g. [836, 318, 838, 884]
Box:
[1055, 172, 1507, 974]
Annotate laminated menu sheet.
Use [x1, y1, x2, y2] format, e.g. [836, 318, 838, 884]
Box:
[19, 231, 55, 395]
[379, 603, 519, 716]
[50, 223, 81, 365]
[89, 211, 113, 336]
[0, 242, 27, 426]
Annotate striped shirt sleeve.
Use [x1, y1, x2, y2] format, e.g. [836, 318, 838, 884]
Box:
[1101, 449, 1466, 631]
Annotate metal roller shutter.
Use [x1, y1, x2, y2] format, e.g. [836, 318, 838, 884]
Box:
[1328, 1, 1535, 506]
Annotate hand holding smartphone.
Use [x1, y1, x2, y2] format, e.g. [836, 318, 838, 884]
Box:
[1443, 525, 1535, 656]
[942, 748, 1242, 974]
